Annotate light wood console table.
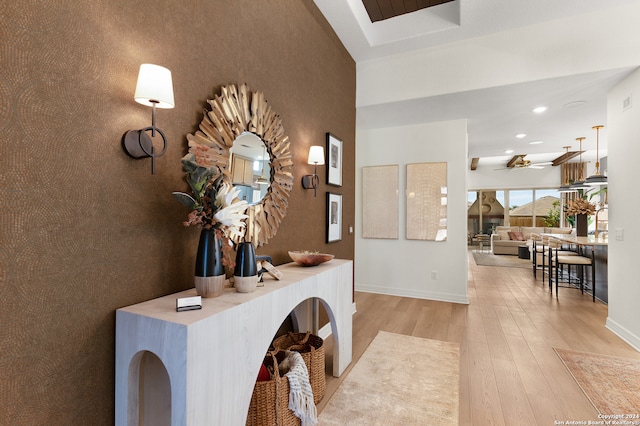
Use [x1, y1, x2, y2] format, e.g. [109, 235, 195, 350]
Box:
[115, 259, 353, 425]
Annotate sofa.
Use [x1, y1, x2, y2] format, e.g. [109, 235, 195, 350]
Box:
[490, 226, 574, 255]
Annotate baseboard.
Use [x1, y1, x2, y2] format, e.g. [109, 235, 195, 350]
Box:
[355, 284, 470, 305]
[605, 317, 640, 352]
[318, 302, 357, 340]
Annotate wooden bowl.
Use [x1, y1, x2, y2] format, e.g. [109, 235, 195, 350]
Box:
[288, 251, 334, 266]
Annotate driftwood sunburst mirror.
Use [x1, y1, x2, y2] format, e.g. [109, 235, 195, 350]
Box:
[186, 83, 293, 247]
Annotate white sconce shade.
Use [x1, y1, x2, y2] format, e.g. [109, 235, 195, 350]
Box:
[302, 145, 325, 196]
[134, 64, 175, 109]
[307, 146, 325, 165]
[123, 64, 174, 174]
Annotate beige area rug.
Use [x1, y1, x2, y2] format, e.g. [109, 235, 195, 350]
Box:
[554, 348, 640, 415]
[319, 331, 460, 425]
[472, 251, 531, 269]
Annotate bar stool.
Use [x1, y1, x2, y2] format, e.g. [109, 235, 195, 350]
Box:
[531, 234, 546, 279]
[549, 239, 596, 301]
[532, 235, 578, 280]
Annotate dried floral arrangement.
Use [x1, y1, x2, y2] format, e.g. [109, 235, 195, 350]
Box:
[565, 197, 596, 216]
[173, 152, 249, 269]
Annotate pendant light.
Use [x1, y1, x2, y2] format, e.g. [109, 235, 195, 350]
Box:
[255, 145, 269, 185]
[570, 137, 591, 190]
[558, 146, 576, 192]
[585, 125, 607, 186]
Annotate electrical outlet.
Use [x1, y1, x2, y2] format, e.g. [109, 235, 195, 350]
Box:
[431, 271, 438, 280]
[616, 228, 624, 241]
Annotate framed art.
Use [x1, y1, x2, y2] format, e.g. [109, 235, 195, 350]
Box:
[362, 165, 399, 239]
[326, 192, 342, 243]
[326, 133, 343, 186]
[406, 162, 448, 241]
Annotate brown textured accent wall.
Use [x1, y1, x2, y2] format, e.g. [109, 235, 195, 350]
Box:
[0, 1, 355, 423]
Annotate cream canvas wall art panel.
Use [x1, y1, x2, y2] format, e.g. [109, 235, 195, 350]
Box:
[362, 165, 399, 239]
[406, 162, 447, 241]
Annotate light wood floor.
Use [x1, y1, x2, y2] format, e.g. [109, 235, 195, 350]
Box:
[319, 250, 640, 425]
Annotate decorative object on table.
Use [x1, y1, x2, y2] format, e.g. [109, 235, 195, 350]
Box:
[184, 83, 293, 247]
[194, 229, 226, 297]
[326, 133, 343, 186]
[406, 162, 448, 241]
[288, 251, 334, 267]
[272, 331, 326, 404]
[261, 261, 283, 280]
[326, 192, 342, 243]
[362, 165, 399, 239]
[234, 241, 259, 293]
[247, 351, 300, 426]
[575, 214, 588, 237]
[175, 296, 202, 312]
[173, 154, 249, 298]
[565, 197, 595, 237]
[256, 255, 273, 282]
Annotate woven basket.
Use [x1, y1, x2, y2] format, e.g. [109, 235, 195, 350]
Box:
[246, 351, 300, 426]
[272, 331, 326, 404]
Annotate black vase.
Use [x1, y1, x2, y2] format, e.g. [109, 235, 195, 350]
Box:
[195, 229, 225, 277]
[234, 242, 258, 293]
[576, 214, 588, 237]
[194, 229, 225, 297]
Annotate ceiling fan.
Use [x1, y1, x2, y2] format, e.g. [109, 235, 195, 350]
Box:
[495, 154, 552, 170]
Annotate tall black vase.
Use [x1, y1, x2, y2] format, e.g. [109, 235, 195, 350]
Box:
[234, 242, 258, 293]
[576, 214, 588, 237]
[194, 229, 225, 297]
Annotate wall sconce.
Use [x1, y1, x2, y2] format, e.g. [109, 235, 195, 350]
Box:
[122, 64, 174, 174]
[301, 145, 325, 197]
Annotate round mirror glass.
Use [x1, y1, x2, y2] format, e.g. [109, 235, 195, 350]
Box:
[229, 132, 270, 205]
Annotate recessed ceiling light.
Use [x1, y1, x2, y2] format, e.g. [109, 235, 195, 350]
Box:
[529, 140, 544, 145]
[505, 149, 514, 154]
[515, 133, 526, 139]
[532, 106, 548, 114]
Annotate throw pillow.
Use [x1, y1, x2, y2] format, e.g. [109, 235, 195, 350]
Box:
[508, 231, 525, 241]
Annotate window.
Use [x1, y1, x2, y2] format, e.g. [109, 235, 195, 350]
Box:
[468, 187, 562, 232]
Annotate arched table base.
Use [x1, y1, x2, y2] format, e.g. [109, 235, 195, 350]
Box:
[115, 260, 353, 425]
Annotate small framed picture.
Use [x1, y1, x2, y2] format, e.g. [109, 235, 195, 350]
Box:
[326, 133, 343, 186]
[327, 192, 342, 243]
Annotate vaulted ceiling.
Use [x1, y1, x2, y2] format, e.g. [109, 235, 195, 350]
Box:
[314, 0, 640, 170]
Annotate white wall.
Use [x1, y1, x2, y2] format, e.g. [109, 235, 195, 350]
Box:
[469, 164, 560, 190]
[606, 69, 640, 351]
[355, 120, 469, 304]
